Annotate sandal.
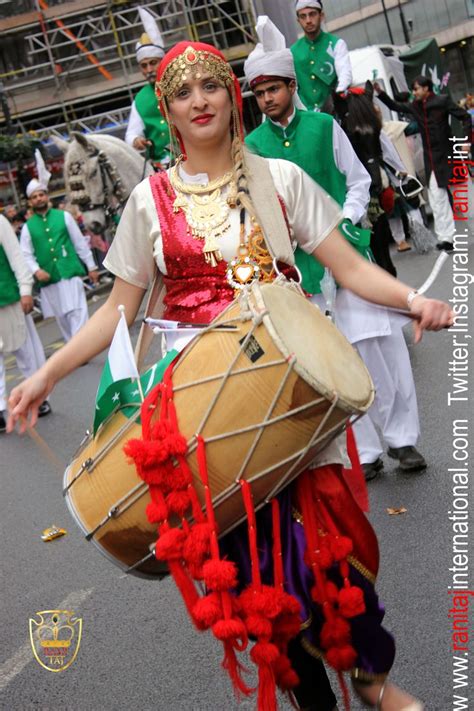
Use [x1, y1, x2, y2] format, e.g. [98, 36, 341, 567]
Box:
[353, 679, 424, 710]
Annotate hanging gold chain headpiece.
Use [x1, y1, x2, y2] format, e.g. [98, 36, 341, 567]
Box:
[156, 45, 235, 101]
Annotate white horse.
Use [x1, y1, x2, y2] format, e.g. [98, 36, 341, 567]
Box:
[52, 132, 154, 235]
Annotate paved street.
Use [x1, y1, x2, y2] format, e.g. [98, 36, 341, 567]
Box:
[0, 244, 472, 711]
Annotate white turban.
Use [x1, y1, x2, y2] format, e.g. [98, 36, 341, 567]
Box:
[26, 179, 48, 198]
[244, 16, 306, 111]
[135, 7, 164, 63]
[295, 1, 323, 12]
[244, 16, 296, 88]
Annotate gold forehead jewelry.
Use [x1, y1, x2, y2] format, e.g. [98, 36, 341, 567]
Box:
[156, 46, 234, 100]
[169, 158, 238, 267]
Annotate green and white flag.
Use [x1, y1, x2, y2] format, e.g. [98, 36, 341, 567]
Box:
[93, 305, 140, 435]
[93, 307, 180, 436]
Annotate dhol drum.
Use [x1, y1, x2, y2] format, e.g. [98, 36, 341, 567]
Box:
[64, 280, 374, 579]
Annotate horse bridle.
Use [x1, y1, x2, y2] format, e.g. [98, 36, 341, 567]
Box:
[69, 149, 127, 230]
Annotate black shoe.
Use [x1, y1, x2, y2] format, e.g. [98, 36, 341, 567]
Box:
[38, 400, 52, 418]
[436, 241, 454, 252]
[0, 412, 6, 433]
[387, 445, 427, 471]
[362, 457, 384, 481]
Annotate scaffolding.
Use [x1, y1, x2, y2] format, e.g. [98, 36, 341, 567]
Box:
[0, 0, 258, 138]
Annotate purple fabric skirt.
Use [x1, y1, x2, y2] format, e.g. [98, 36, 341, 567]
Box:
[220, 484, 395, 677]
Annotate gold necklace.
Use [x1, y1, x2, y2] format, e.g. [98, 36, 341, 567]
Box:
[169, 160, 238, 267]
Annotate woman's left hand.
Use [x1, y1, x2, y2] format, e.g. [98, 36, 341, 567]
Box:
[409, 295, 455, 343]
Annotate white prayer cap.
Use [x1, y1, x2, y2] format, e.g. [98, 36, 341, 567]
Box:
[136, 7, 164, 63]
[26, 179, 48, 198]
[295, 1, 323, 12]
[244, 16, 296, 89]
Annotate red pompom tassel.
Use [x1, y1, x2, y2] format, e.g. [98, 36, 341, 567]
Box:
[202, 559, 238, 591]
[154, 528, 186, 561]
[271, 613, 301, 643]
[338, 585, 366, 618]
[320, 617, 351, 648]
[329, 535, 353, 561]
[312, 543, 334, 570]
[245, 615, 272, 638]
[146, 499, 168, 523]
[182, 522, 212, 566]
[239, 586, 283, 619]
[165, 490, 191, 517]
[272, 654, 299, 691]
[193, 594, 222, 628]
[325, 643, 357, 671]
[251, 641, 280, 666]
[212, 618, 248, 641]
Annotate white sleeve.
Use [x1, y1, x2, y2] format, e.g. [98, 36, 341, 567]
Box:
[20, 223, 41, 275]
[103, 180, 158, 289]
[332, 121, 371, 224]
[64, 212, 96, 271]
[380, 130, 406, 174]
[334, 39, 352, 93]
[0, 216, 33, 296]
[125, 101, 146, 147]
[268, 159, 342, 254]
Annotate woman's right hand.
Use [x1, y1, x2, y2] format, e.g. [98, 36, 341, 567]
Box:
[7, 370, 54, 433]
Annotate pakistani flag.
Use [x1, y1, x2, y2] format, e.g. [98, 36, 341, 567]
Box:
[93, 307, 178, 436]
[93, 306, 140, 435]
[338, 218, 372, 261]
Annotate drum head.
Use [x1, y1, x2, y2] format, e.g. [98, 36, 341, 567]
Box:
[258, 283, 374, 412]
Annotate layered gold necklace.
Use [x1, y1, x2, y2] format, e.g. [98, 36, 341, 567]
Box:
[169, 159, 238, 267]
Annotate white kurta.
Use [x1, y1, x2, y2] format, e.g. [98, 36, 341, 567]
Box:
[104, 158, 350, 469]
[0, 215, 46, 410]
[125, 100, 145, 148]
[0, 214, 32, 353]
[20, 211, 96, 340]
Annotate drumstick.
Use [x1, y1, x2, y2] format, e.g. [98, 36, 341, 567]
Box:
[22, 417, 66, 475]
[370, 252, 450, 321]
[417, 251, 449, 294]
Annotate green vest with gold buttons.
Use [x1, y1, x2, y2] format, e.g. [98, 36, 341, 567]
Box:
[26, 209, 86, 287]
[0, 244, 21, 307]
[245, 110, 372, 293]
[134, 83, 170, 162]
[291, 31, 339, 111]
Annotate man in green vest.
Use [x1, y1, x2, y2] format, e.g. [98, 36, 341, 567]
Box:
[245, 22, 427, 483]
[20, 180, 99, 343]
[125, 7, 169, 166]
[291, 1, 352, 112]
[0, 214, 51, 432]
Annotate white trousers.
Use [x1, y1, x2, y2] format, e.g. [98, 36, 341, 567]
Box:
[352, 330, 420, 464]
[56, 306, 88, 342]
[427, 172, 455, 243]
[40, 277, 89, 342]
[389, 208, 423, 244]
[0, 314, 46, 411]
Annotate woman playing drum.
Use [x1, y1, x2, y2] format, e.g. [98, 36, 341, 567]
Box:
[8, 42, 452, 711]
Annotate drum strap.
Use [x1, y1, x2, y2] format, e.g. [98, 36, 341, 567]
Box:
[135, 152, 295, 370]
[244, 149, 295, 265]
[135, 267, 166, 371]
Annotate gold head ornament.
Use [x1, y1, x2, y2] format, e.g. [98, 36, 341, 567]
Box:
[156, 45, 235, 101]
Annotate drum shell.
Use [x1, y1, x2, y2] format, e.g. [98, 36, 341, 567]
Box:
[64, 282, 374, 579]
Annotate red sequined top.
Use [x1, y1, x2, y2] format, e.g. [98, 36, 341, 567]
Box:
[149, 171, 235, 324]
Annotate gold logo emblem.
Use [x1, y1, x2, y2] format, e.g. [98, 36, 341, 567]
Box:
[29, 610, 82, 672]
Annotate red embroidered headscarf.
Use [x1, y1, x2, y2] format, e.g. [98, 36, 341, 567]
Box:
[155, 42, 244, 154]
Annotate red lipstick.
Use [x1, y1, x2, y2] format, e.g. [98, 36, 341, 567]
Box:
[192, 113, 214, 124]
